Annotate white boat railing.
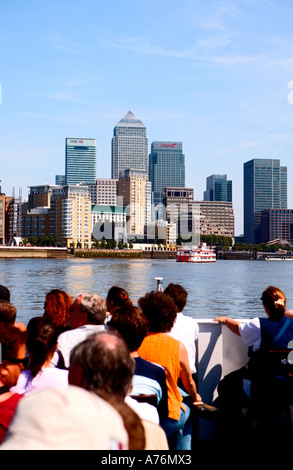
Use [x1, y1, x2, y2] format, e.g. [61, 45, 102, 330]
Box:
[196, 320, 249, 439]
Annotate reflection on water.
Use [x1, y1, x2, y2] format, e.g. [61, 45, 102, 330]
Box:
[0, 258, 293, 325]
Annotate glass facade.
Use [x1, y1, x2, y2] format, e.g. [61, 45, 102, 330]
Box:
[65, 138, 96, 185]
[149, 141, 185, 194]
[244, 159, 287, 244]
[111, 111, 148, 180]
[203, 174, 232, 202]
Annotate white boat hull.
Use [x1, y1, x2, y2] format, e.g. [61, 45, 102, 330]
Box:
[176, 243, 216, 263]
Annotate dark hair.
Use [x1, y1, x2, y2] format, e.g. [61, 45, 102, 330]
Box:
[0, 300, 17, 324]
[44, 289, 73, 330]
[164, 283, 188, 313]
[0, 323, 27, 361]
[107, 305, 148, 352]
[26, 317, 59, 377]
[0, 285, 10, 302]
[69, 331, 135, 402]
[138, 291, 178, 333]
[261, 286, 286, 318]
[106, 286, 131, 313]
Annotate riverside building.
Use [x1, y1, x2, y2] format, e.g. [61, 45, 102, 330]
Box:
[50, 185, 91, 248]
[0, 184, 4, 244]
[91, 205, 126, 242]
[118, 169, 151, 238]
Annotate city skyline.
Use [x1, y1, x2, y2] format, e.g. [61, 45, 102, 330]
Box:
[1, 0, 292, 236]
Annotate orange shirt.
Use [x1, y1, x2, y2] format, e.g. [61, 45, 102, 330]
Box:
[138, 333, 184, 420]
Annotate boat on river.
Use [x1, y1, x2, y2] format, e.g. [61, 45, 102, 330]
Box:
[176, 243, 216, 263]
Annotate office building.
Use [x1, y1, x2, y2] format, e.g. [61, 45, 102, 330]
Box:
[162, 187, 200, 245]
[244, 159, 287, 244]
[65, 138, 96, 185]
[204, 174, 232, 202]
[118, 169, 151, 237]
[259, 209, 293, 244]
[199, 201, 234, 238]
[149, 141, 185, 194]
[55, 175, 66, 186]
[111, 111, 148, 179]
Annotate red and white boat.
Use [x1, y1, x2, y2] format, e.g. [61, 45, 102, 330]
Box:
[176, 243, 216, 263]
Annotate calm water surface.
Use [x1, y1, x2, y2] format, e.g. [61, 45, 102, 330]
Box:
[0, 257, 293, 325]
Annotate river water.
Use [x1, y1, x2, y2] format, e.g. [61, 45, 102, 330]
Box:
[0, 257, 293, 325]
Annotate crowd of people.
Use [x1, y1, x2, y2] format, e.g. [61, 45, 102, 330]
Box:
[0, 282, 293, 450]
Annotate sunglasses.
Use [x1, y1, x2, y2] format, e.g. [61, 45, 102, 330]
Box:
[6, 357, 29, 368]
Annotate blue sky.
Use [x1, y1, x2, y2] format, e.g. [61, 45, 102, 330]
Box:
[1, 0, 292, 235]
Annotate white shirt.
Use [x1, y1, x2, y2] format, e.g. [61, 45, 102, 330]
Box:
[51, 324, 105, 368]
[239, 318, 261, 352]
[168, 312, 199, 373]
[125, 396, 159, 425]
[11, 367, 69, 395]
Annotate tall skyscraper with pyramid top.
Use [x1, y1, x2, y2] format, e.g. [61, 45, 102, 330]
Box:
[111, 111, 148, 179]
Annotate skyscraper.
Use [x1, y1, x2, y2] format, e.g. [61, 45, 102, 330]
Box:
[65, 138, 96, 185]
[111, 111, 148, 179]
[149, 141, 185, 193]
[203, 174, 232, 202]
[243, 158, 287, 244]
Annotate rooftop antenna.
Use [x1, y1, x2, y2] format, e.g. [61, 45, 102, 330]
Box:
[154, 277, 164, 292]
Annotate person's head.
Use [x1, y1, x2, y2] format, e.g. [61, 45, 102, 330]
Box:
[0, 285, 10, 302]
[0, 300, 17, 324]
[26, 317, 59, 377]
[69, 293, 107, 329]
[0, 323, 27, 388]
[164, 283, 188, 313]
[138, 291, 178, 333]
[43, 289, 73, 329]
[69, 330, 135, 404]
[261, 286, 286, 318]
[106, 286, 132, 314]
[107, 304, 148, 352]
